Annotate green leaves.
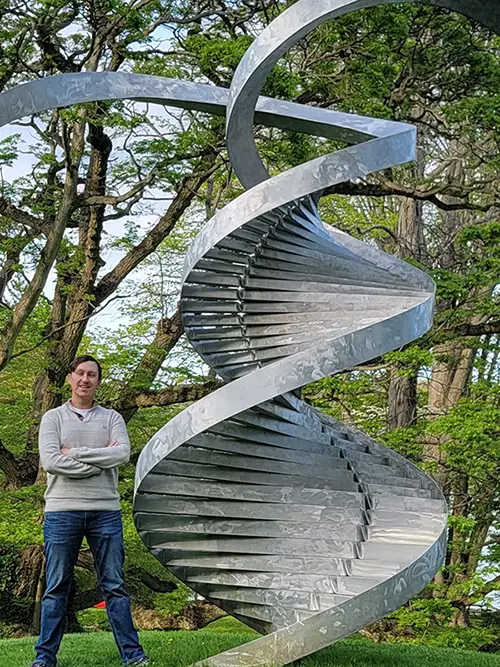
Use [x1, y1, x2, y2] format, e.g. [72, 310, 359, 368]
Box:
[0, 135, 20, 167]
[426, 395, 500, 480]
[386, 348, 434, 373]
[184, 33, 253, 85]
[0, 486, 44, 548]
[431, 270, 471, 303]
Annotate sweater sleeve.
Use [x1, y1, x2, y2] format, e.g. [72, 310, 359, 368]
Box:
[39, 412, 102, 478]
[68, 411, 130, 469]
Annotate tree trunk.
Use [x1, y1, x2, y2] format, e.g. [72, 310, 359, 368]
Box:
[14, 544, 45, 633]
[23, 162, 214, 467]
[388, 369, 417, 429]
[112, 307, 184, 424]
[24, 118, 113, 458]
[451, 607, 470, 628]
[0, 439, 39, 489]
[67, 579, 83, 633]
[387, 145, 425, 430]
[33, 557, 45, 635]
[395, 196, 425, 261]
[428, 343, 475, 416]
[0, 107, 87, 372]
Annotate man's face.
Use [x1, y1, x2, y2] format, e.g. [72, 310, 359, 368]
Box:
[67, 361, 100, 401]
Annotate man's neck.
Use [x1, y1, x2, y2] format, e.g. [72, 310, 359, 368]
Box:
[70, 397, 95, 410]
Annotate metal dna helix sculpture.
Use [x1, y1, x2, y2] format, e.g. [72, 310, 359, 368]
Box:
[1, 1, 499, 665]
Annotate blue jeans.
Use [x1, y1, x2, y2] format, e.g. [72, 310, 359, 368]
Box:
[34, 511, 146, 666]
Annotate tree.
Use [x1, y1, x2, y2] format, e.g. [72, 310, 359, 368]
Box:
[299, 5, 500, 632]
[1, 0, 499, 639]
[0, 0, 290, 633]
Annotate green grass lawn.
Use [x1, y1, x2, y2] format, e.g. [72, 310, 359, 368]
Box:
[1, 618, 499, 667]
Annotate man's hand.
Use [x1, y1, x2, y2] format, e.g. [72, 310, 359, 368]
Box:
[61, 442, 118, 455]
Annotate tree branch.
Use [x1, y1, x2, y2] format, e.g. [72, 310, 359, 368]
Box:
[111, 307, 185, 422]
[8, 294, 128, 361]
[93, 159, 218, 307]
[458, 574, 500, 607]
[0, 106, 88, 372]
[126, 565, 178, 593]
[107, 380, 224, 412]
[0, 196, 45, 232]
[451, 321, 500, 337]
[76, 168, 157, 208]
[0, 439, 38, 488]
[323, 180, 500, 214]
[134, 380, 224, 408]
[75, 548, 177, 601]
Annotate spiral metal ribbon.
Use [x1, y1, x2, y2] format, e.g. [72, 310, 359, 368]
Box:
[1, 1, 498, 664]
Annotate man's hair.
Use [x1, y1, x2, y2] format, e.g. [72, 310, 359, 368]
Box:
[69, 355, 102, 381]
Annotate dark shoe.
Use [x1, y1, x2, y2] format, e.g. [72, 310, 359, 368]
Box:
[31, 663, 53, 667]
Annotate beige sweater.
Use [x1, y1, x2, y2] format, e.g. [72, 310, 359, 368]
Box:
[39, 402, 130, 512]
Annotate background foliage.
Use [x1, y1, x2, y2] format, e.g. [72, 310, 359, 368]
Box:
[0, 0, 498, 650]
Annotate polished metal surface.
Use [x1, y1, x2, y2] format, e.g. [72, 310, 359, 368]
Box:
[2, 1, 497, 664]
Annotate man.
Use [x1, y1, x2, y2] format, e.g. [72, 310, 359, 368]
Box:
[32, 354, 149, 667]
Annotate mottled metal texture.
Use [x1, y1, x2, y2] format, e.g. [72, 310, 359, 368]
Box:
[1, 1, 498, 665]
